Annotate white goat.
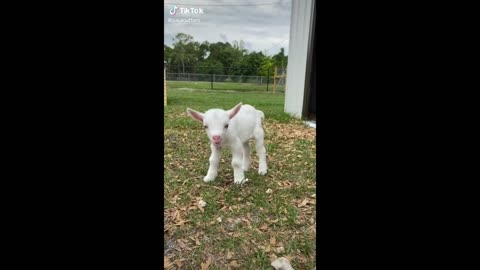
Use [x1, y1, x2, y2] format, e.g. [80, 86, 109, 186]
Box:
[186, 103, 268, 184]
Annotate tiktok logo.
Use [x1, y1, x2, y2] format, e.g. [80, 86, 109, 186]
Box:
[169, 5, 178, 16]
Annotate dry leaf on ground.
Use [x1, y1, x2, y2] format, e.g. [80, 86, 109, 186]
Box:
[270, 236, 276, 246]
[298, 198, 309, 207]
[200, 256, 212, 270]
[230, 260, 240, 268]
[164, 256, 173, 268]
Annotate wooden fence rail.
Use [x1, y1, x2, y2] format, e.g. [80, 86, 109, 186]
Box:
[273, 66, 287, 93]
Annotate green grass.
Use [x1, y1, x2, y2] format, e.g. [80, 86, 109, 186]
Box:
[165, 89, 292, 130]
[164, 88, 316, 269]
[167, 80, 285, 92]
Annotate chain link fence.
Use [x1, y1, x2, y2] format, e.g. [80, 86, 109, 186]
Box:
[165, 68, 286, 92]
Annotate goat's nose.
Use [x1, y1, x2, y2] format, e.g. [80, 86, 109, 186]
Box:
[212, 135, 221, 141]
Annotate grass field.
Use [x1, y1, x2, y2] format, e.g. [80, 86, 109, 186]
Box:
[166, 80, 285, 92]
[164, 89, 316, 269]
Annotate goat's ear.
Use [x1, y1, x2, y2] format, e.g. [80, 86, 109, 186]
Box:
[228, 102, 242, 119]
[186, 108, 204, 122]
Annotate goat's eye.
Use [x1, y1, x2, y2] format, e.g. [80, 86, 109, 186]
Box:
[204, 125, 208, 129]
[224, 124, 229, 129]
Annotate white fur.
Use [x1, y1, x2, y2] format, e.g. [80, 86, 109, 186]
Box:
[186, 103, 268, 184]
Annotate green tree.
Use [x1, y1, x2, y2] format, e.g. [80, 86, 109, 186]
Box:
[164, 45, 173, 65]
[272, 47, 288, 70]
[164, 33, 288, 78]
[259, 57, 273, 77]
[243, 51, 266, 76]
[172, 33, 196, 74]
[198, 59, 224, 75]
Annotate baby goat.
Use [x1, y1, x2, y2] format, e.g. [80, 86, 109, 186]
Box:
[186, 103, 268, 184]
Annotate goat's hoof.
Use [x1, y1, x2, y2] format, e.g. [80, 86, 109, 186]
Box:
[258, 169, 267, 175]
[204, 175, 215, 182]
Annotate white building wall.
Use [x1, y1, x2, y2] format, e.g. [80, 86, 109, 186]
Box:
[285, 0, 315, 118]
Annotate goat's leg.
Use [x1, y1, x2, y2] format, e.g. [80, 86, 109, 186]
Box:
[254, 127, 268, 175]
[204, 144, 221, 182]
[231, 141, 246, 184]
[242, 142, 251, 171]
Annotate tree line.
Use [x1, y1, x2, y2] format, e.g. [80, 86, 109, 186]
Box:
[164, 33, 288, 77]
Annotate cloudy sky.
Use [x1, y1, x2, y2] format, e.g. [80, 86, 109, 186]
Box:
[164, 0, 291, 56]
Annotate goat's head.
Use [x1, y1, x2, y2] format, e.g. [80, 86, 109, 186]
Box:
[186, 103, 242, 146]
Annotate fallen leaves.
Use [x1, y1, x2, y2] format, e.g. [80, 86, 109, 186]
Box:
[259, 224, 269, 231]
[298, 198, 309, 207]
[307, 224, 316, 236]
[229, 260, 241, 268]
[268, 122, 316, 141]
[241, 217, 252, 227]
[189, 235, 202, 246]
[164, 254, 192, 269]
[174, 258, 186, 267]
[164, 256, 173, 269]
[164, 110, 316, 268]
[297, 197, 316, 208]
[176, 239, 192, 251]
[270, 236, 276, 246]
[174, 219, 188, 226]
[197, 199, 207, 212]
[200, 256, 212, 270]
[226, 218, 242, 232]
[164, 208, 190, 231]
[275, 246, 285, 254]
[277, 181, 294, 188]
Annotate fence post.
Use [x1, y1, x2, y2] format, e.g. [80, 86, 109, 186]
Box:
[211, 73, 213, 90]
[273, 66, 278, 93]
[266, 69, 269, 92]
